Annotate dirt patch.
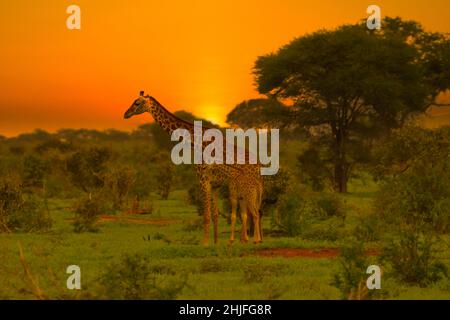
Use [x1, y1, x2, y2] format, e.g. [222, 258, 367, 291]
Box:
[98, 215, 181, 225]
[252, 247, 379, 259]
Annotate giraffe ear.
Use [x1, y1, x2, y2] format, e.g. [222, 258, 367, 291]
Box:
[140, 91, 144, 96]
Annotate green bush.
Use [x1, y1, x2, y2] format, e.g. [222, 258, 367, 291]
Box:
[375, 163, 450, 233]
[297, 143, 333, 191]
[199, 258, 229, 273]
[153, 152, 176, 200]
[313, 192, 345, 219]
[373, 126, 450, 234]
[22, 155, 49, 188]
[186, 184, 203, 215]
[302, 216, 346, 241]
[98, 253, 188, 299]
[73, 195, 104, 233]
[131, 167, 155, 198]
[66, 146, 113, 192]
[242, 263, 284, 284]
[273, 187, 345, 238]
[182, 217, 203, 232]
[155, 167, 175, 200]
[261, 168, 290, 213]
[353, 212, 382, 242]
[103, 165, 136, 210]
[273, 190, 311, 237]
[0, 176, 52, 233]
[332, 240, 379, 300]
[373, 137, 449, 287]
[381, 230, 448, 286]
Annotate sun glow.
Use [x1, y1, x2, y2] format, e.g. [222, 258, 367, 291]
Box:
[0, 0, 449, 136]
[197, 106, 228, 127]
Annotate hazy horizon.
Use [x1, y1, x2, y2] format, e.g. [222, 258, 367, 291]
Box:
[1, 0, 450, 136]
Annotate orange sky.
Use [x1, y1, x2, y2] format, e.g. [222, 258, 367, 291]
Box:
[0, 0, 449, 136]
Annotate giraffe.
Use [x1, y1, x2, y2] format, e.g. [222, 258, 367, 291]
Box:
[124, 91, 263, 245]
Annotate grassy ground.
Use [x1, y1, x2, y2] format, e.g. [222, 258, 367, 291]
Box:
[1, 184, 450, 300]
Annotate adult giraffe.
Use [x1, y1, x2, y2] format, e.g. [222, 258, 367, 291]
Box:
[124, 91, 263, 245]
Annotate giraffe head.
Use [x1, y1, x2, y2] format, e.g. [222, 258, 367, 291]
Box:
[124, 91, 158, 119]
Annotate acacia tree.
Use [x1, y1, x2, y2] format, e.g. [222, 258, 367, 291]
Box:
[226, 98, 291, 129]
[254, 17, 450, 192]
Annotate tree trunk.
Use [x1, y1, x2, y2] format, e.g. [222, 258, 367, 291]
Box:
[334, 161, 348, 193]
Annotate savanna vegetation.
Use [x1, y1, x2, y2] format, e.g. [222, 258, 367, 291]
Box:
[0, 17, 449, 300]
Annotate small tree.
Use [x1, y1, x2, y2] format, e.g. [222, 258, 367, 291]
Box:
[375, 126, 450, 233]
[66, 146, 113, 193]
[374, 126, 449, 286]
[332, 240, 371, 300]
[103, 165, 136, 210]
[153, 152, 176, 200]
[381, 230, 447, 286]
[73, 194, 103, 233]
[22, 155, 49, 188]
[0, 176, 52, 233]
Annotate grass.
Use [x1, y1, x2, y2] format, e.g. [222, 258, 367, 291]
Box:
[1, 185, 450, 300]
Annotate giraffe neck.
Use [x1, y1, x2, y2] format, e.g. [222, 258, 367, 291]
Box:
[147, 98, 194, 135]
[147, 98, 258, 167]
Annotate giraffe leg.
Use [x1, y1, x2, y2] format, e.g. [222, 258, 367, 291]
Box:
[250, 200, 262, 244]
[212, 190, 219, 245]
[240, 199, 249, 243]
[199, 176, 212, 246]
[229, 186, 238, 244]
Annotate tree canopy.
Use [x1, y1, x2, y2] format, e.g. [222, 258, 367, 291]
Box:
[252, 17, 450, 192]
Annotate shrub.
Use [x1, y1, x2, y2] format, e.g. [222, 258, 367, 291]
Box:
[186, 184, 203, 215]
[313, 192, 345, 219]
[35, 138, 72, 153]
[242, 263, 284, 284]
[66, 146, 113, 192]
[261, 168, 290, 214]
[302, 216, 346, 241]
[182, 218, 203, 232]
[273, 187, 345, 238]
[381, 230, 447, 286]
[332, 240, 376, 300]
[9, 145, 25, 156]
[273, 190, 311, 237]
[103, 165, 136, 210]
[375, 162, 450, 234]
[22, 155, 49, 188]
[199, 258, 228, 273]
[16, 195, 52, 233]
[155, 165, 175, 200]
[373, 126, 450, 234]
[0, 176, 52, 233]
[73, 195, 104, 233]
[373, 134, 449, 287]
[98, 253, 188, 299]
[153, 152, 176, 200]
[353, 212, 382, 242]
[297, 143, 333, 191]
[131, 167, 154, 199]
